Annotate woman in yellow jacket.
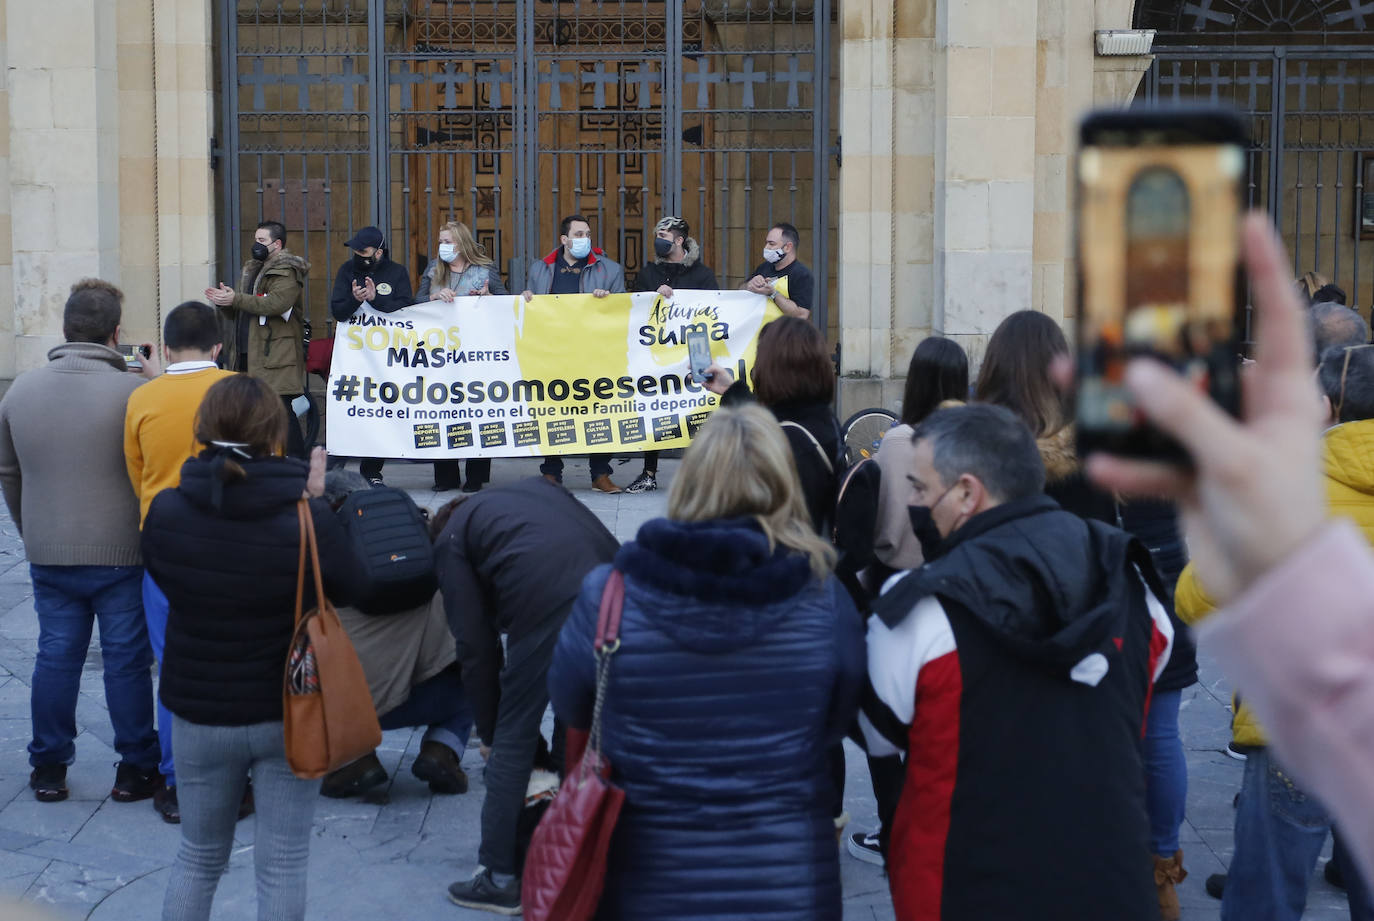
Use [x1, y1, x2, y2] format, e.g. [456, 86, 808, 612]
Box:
[1178, 342, 1374, 918]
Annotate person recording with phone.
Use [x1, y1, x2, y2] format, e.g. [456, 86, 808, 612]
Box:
[328, 225, 414, 487]
[624, 215, 720, 495]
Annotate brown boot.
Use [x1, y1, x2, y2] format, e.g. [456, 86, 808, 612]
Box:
[591, 474, 622, 494]
[1153, 850, 1187, 921]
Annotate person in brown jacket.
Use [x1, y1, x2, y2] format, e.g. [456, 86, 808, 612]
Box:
[204, 220, 310, 456]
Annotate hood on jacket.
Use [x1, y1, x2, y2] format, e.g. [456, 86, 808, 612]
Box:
[543, 246, 605, 267]
[241, 250, 310, 290]
[655, 237, 701, 268]
[176, 453, 309, 521]
[1037, 426, 1080, 484]
[1324, 420, 1374, 499]
[616, 516, 814, 654]
[874, 494, 1160, 678]
[46, 341, 129, 372]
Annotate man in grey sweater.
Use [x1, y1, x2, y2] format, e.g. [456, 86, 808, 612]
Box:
[0, 279, 162, 804]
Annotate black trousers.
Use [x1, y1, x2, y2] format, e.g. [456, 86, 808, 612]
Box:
[478, 624, 562, 875]
[280, 396, 306, 458]
[434, 459, 491, 490]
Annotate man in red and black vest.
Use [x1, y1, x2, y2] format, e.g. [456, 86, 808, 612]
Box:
[860, 403, 1174, 921]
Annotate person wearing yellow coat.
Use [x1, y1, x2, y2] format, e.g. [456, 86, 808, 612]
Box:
[1177, 342, 1374, 919]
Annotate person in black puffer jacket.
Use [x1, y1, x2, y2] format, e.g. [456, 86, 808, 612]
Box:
[143, 375, 364, 921]
[704, 316, 842, 536]
[549, 404, 864, 921]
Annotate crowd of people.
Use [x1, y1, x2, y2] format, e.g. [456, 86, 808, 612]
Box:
[0, 209, 1371, 921]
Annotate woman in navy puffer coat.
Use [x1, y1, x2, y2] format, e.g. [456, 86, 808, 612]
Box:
[549, 404, 865, 921]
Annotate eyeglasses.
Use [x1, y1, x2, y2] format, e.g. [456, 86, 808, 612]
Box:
[1335, 344, 1374, 420]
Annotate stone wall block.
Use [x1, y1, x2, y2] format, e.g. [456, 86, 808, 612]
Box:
[894, 0, 935, 38]
[1031, 208, 1066, 262]
[51, 68, 101, 130]
[893, 261, 933, 328]
[946, 47, 990, 116]
[947, 117, 1035, 181]
[6, 71, 52, 130]
[895, 86, 935, 156]
[942, 249, 1032, 334]
[990, 181, 1035, 250]
[941, 180, 990, 250]
[991, 45, 1037, 116]
[8, 186, 55, 251]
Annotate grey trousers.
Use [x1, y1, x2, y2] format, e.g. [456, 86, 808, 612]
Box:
[162, 716, 321, 921]
[478, 625, 562, 875]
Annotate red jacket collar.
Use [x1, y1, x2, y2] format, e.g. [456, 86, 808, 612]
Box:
[544, 246, 604, 266]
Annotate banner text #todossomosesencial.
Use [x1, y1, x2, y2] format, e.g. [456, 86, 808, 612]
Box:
[325, 290, 781, 458]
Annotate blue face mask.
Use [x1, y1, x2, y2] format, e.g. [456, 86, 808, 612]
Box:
[567, 237, 592, 260]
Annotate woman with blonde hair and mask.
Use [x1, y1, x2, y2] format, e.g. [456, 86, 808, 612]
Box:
[548, 404, 864, 921]
[416, 220, 509, 492]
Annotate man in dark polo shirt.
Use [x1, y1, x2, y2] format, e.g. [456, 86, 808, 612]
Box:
[742, 221, 814, 321]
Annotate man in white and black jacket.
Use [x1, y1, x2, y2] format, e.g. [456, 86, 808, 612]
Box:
[858, 404, 1174, 921]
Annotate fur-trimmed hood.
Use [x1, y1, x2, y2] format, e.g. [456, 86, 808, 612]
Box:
[1037, 425, 1081, 484]
[656, 236, 702, 268]
[240, 250, 310, 294]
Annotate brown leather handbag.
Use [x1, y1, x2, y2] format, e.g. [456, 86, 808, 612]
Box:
[283, 499, 382, 779]
[521, 569, 628, 921]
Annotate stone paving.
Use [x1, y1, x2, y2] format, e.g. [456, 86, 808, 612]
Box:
[0, 455, 1355, 920]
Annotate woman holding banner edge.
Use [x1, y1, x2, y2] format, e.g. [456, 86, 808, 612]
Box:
[416, 220, 509, 493]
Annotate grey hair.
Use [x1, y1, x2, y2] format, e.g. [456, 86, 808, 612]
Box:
[912, 404, 1046, 503]
[1310, 302, 1370, 361]
[323, 469, 371, 507]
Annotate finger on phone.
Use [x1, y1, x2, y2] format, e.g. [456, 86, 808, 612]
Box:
[1123, 359, 1245, 466]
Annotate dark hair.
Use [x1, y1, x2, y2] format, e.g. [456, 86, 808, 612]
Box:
[164, 301, 223, 352]
[751, 316, 834, 406]
[771, 222, 800, 250]
[1318, 345, 1374, 423]
[429, 495, 471, 541]
[256, 220, 286, 245]
[975, 310, 1070, 439]
[1310, 302, 1369, 362]
[560, 215, 590, 237]
[1313, 284, 1347, 306]
[193, 376, 289, 481]
[63, 279, 123, 344]
[901, 337, 969, 426]
[912, 403, 1046, 503]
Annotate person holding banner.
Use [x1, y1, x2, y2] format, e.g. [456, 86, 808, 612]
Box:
[521, 215, 628, 493]
[329, 226, 414, 487]
[625, 215, 721, 495]
[415, 221, 509, 493]
[742, 222, 814, 321]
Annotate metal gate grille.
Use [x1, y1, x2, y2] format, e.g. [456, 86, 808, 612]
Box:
[216, 0, 835, 332]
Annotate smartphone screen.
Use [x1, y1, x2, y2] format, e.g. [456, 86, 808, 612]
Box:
[686, 329, 712, 384]
[1075, 109, 1248, 463]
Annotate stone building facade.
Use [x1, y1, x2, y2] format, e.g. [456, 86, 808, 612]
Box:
[0, 0, 1362, 414]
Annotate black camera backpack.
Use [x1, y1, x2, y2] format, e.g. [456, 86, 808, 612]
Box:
[338, 486, 438, 616]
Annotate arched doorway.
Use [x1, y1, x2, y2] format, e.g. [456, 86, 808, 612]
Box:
[1134, 0, 1374, 313]
[217, 0, 838, 335]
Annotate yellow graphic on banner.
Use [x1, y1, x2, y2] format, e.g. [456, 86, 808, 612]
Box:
[325, 290, 779, 459]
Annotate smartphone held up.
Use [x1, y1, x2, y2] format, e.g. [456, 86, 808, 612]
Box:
[1074, 107, 1249, 464]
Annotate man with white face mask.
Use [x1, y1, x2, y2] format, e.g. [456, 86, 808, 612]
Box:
[742, 222, 813, 321]
[521, 215, 627, 493]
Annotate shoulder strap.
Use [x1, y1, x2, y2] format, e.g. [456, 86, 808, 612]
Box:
[595, 569, 625, 650]
[780, 420, 835, 474]
[295, 499, 328, 624]
[295, 501, 308, 627]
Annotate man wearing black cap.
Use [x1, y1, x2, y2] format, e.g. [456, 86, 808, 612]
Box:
[330, 226, 415, 485]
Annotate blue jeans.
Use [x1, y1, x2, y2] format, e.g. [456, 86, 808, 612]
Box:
[539, 454, 613, 481]
[28, 564, 159, 770]
[1143, 688, 1187, 856]
[163, 716, 320, 921]
[143, 573, 176, 786]
[1222, 748, 1374, 921]
[378, 666, 473, 755]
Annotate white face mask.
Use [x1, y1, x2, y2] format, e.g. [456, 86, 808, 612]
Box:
[438, 243, 458, 263]
[762, 246, 785, 264]
[568, 237, 592, 259]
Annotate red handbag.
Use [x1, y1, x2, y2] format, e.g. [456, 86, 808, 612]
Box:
[305, 336, 334, 377]
[521, 570, 627, 921]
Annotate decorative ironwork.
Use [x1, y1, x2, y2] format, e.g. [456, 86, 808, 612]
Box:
[1137, 0, 1374, 42]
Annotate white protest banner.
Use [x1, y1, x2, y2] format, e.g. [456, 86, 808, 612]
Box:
[325, 290, 781, 458]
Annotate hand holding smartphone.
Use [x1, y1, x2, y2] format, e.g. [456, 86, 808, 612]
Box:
[1075, 108, 1249, 465]
[686, 329, 713, 384]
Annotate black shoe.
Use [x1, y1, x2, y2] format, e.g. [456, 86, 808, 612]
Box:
[448, 868, 521, 915]
[320, 752, 387, 798]
[460, 481, 483, 494]
[111, 762, 162, 802]
[154, 784, 180, 823]
[365, 476, 385, 488]
[29, 764, 68, 803]
[411, 740, 468, 795]
[1206, 873, 1227, 899]
[623, 470, 658, 494]
[846, 828, 884, 866]
[1326, 857, 1346, 890]
[1226, 741, 1258, 761]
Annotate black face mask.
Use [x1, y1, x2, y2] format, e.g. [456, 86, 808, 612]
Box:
[353, 253, 375, 273]
[653, 237, 674, 258]
[907, 483, 960, 561]
[250, 242, 270, 261]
